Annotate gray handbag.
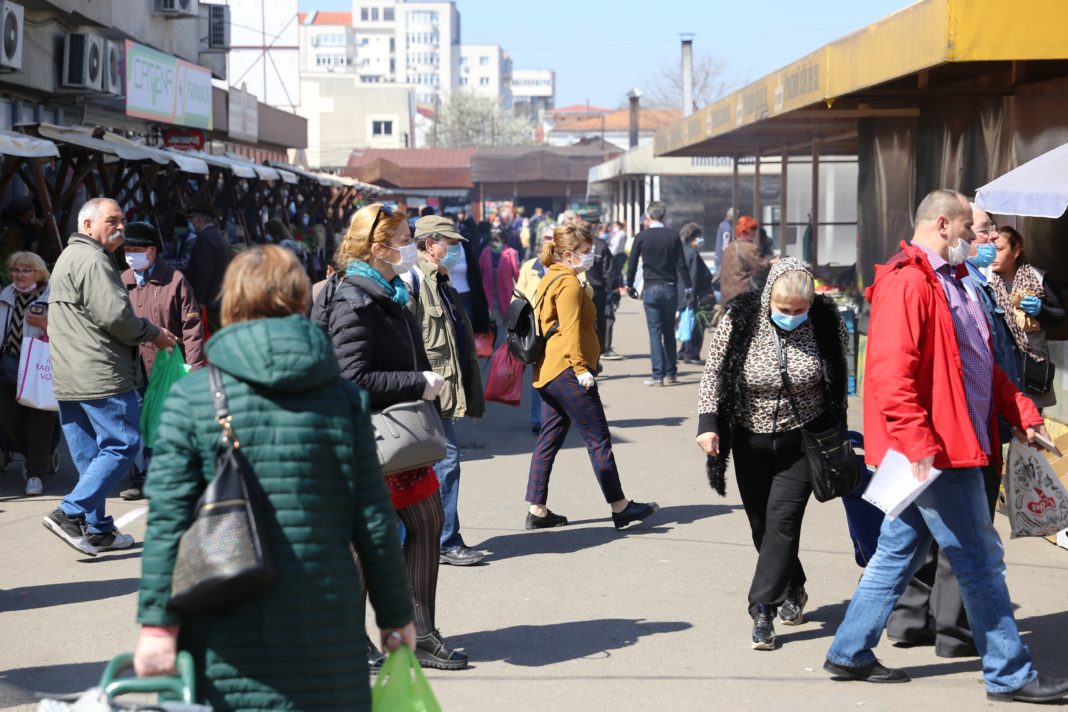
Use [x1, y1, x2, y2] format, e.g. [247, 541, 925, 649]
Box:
[370, 309, 447, 474]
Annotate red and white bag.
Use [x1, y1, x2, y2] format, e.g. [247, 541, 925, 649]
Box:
[1005, 438, 1068, 538]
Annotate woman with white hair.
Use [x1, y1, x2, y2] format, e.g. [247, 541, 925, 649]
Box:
[696, 258, 849, 651]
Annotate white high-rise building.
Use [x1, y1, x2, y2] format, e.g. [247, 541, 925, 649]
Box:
[352, 0, 397, 83]
[299, 12, 358, 74]
[460, 44, 513, 109]
[393, 2, 460, 104]
[511, 68, 554, 119]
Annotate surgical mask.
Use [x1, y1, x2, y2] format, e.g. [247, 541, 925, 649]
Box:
[125, 252, 152, 271]
[947, 236, 970, 266]
[439, 244, 463, 272]
[969, 243, 996, 269]
[386, 242, 419, 273]
[570, 252, 595, 274]
[693, 238, 705, 249]
[770, 310, 809, 331]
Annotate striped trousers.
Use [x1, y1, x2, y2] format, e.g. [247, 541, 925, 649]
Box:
[526, 368, 625, 506]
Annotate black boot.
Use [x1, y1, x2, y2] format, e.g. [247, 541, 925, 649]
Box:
[415, 629, 469, 671]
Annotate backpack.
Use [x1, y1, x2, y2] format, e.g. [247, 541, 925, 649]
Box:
[506, 273, 565, 364]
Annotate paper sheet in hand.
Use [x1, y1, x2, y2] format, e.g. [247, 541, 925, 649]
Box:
[862, 449, 942, 519]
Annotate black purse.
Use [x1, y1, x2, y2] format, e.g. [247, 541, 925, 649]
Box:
[774, 334, 860, 503]
[169, 366, 276, 614]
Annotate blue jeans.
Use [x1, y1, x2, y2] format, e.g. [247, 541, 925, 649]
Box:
[435, 418, 464, 550]
[827, 467, 1036, 694]
[642, 282, 678, 380]
[58, 391, 143, 535]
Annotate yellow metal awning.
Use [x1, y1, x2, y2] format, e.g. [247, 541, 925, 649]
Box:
[655, 0, 1068, 157]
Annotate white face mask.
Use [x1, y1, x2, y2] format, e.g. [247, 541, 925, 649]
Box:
[125, 251, 152, 271]
[946, 235, 970, 266]
[386, 242, 419, 274]
[568, 251, 595, 274]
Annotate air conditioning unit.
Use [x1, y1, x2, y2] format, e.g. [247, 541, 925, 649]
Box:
[102, 40, 123, 97]
[61, 32, 104, 91]
[207, 3, 229, 49]
[0, 1, 23, 72]
[154, 0, 198, 18]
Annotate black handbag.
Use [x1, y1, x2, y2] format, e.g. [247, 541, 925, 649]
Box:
[1024, 355, 1056, 395]
[169, 366, 275, 614]
[774, 334, 860, 503]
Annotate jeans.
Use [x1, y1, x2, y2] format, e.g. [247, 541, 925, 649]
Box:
[642, 282, 678, 379]
[827, 467, 1036, 694]
[58, 391, 143, 535]
[435, 418, 464, 550]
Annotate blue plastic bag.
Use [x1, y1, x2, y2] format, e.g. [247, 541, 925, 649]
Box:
[676, 306, 695, 343]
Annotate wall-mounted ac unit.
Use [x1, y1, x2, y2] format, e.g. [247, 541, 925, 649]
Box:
[61, 32, 104, 91]
[0, 1, 23, 72]
[207, 3, 229, 49]
[102, 40, 123, 97]
[155, 0, 198, 18]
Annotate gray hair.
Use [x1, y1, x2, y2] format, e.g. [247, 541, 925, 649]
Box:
[771, 270, 815, 302]
[646, 201, 667, 222]
[77, 197, 119, 229]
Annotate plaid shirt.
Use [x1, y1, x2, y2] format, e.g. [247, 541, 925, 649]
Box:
[914, 243, 993, 454]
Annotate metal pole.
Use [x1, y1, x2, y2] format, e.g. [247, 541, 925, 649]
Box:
[627, 88, 642, 149]
[681, 34, 694, 117]
[731, 158, 739, 222]
[811, 138, 821, 267]
[779, 150, 788, 258]
[753, 154, 761, 221]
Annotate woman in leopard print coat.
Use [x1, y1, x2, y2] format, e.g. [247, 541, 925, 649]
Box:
[695, 258, 849, 651]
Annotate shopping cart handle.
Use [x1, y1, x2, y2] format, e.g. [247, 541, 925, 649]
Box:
[100, 651, 196, 704]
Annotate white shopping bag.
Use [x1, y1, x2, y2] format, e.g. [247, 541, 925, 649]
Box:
[1004, 438, 1068, 538]
[16, 336, 59, 412]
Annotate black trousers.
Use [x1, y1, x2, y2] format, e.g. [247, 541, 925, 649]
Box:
[733, 425, 812, 616]
[593, 288, 608, 353]
[886, 463, 1001, 655]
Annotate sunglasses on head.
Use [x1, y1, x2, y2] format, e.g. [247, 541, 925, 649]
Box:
[368, 202, 396, 240]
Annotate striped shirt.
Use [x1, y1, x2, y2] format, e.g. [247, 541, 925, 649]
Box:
[914, 243, 993, 454]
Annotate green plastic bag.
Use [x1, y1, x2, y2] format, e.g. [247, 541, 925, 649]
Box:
[372, 646, 442, 712]
[139, 347, 192, 448]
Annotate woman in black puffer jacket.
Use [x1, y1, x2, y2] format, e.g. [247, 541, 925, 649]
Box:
[312, 203, 468, 672]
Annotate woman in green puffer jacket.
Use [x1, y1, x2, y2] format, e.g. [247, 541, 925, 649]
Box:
[133, 246, 414, 711]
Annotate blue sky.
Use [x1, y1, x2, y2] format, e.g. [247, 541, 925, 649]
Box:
[298, 0, 910, 107]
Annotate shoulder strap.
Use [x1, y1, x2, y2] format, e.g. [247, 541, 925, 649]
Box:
[408, 267, 421, 301]
[773, 333, 805, 427]
[209, 365, 240, 447]
[534, 273, 568, 338]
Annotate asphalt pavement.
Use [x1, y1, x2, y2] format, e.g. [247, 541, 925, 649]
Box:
[2, 299, 1067, 711]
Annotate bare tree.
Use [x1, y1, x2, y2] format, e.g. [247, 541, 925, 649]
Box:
[428, 90, 535, 148]
[640, 53, 739, 111]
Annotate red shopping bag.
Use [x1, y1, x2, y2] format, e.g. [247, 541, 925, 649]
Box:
[484, 344, 523, 406]
[474, 332, 494, 358]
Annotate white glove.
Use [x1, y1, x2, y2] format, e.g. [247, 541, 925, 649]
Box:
[421, 371, 445, 400]
[576, 371, 596, 390]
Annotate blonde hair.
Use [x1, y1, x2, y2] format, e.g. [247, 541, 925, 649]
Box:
[7, 251, 49, 284]
[220, 245, 310, 326]
[771, 270, 815, 302]
[539, 220, 593, 268]
[335, 203, 408, 270]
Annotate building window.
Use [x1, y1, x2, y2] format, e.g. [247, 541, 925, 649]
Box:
[479, 76, 490, 86]
[460, 56, 468, 65]
[480, 56, 489, 66]
[460, 77, 468, 85]
[371, 7, 379, 21]
[360, 8, 368, 21]
[384, 7, 394, 21]
[373, 120, 393, 136]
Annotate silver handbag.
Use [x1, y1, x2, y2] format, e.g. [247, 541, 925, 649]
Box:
[371, 400, 446, 474]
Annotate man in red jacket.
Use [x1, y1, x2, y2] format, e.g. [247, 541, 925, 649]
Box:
[824, 189, 1068, 704]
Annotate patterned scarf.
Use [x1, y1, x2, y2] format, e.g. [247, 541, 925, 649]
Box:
[346, 260, 410, 307]
[988, 262, 1045, 363]
[3, 289, 39, 356]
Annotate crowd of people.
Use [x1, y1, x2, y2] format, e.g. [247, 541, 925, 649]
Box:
[3, 186, 1068, 708]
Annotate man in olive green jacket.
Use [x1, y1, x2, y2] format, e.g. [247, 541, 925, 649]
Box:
[406, 215, 486, 567]
[43, 198, 176, 557]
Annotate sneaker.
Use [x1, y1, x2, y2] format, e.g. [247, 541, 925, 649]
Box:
[367, 638, 386, 675]
[779, 587, 809, 626]
[43, 508, 97, 556]
[601, 350, 624, 361]
[24, 476, 44, 496]
[415, 629, 469, 671]
[665, 375, 678, 385]
[440, 545, 486, 566]
[86, 529, 135, 552]
[611, 500, 659, 529]
[643, 378, 664, 387]
[752, 605, 778, 650]
[120, 486, 144, 501]
[525, 509, 568, 530]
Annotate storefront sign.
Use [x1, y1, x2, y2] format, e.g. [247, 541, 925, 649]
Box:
[125, 40, 213, 129]
[163, 128, 206, 151]
[228, 84, 259, 143]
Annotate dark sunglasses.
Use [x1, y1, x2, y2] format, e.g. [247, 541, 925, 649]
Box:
[368, 202, 396, 240]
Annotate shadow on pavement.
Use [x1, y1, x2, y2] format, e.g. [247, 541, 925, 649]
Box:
[0, 578, 140, 612]
[607, 417, 688, 429]
[0, 660, 107, 707]
[455, 619, 693, 666]
[777, 600, 850, 646]
[478, 504, 737, 561]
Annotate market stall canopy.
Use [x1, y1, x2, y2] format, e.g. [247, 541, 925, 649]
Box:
[975, 143, 1068, 218]
[36, 124, 166, 164]
[221, 153, 281, 182]
[171, 149, 256, 179]
[655, 0, 1068, 158]
[0, 130, 58, 158]
[103, 134, 209, 175]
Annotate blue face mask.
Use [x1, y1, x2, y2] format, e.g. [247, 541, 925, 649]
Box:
[770, 310, 809, 331]
[969, 243, 996, 269]
[439, 243, 463, 271]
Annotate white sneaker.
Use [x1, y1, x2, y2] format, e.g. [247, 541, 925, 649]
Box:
[87, 529, 135, 552]
[24, 476, 43, 496]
